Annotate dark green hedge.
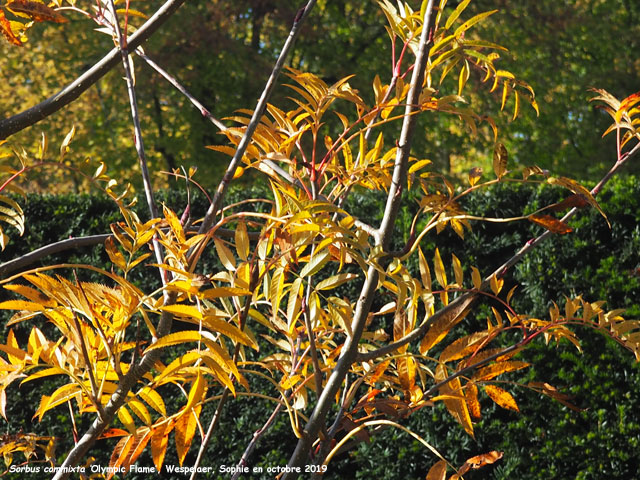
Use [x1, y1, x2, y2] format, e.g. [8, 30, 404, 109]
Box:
[1, 177, 638, 479]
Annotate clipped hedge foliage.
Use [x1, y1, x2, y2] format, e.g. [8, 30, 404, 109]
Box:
[1, 177, 638, 479]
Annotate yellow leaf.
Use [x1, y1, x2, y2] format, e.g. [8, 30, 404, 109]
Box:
[36, 384, 81, 421]
[183, 370, 207, 413]
[433, 248, 447, 288]
[214, 237, 236, 271]
[117, 406, 137, 434]
[0, 299, 46, 312]
[418, 247, 432, 291]
[492, 143, 508, 179]
[235, 220, 249, 261]
[201, 287, 252, 298]
[105, 236, 127, 271]
[127, 397, 152, 425]
[468, 166, 482, 187]
[471, 266, 482, 289]
[163, 206, 185, 244]
[138, 387, 166, 416]
[299, 249, 330, 277]
[489, 274, 503, 295]
[21, 367, 66, 384]
[201, 354, 237, 394]
[484, 385, 519, 412]
[144, 331, 203, 353]
[451, 254, 463, 287]
[202, 316, 258, 349]
[315, 273, 358, 291]
[159, 304, 203, 320]
[59, 125, 76, 158]
[445, 0, 471, 29]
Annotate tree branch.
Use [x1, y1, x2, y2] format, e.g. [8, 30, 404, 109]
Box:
[281, 2, 437, 474]
[52, 304, 176, 480]
[357, 140, 640, 363]
[197, 0, 318, 237]
[0, 0, 187, 140]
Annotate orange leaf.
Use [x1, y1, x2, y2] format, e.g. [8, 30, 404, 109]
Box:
[108, 435, 134, 479]
[458, 450, 503, 475]
[0, 9, 22, 46]
[436, 365, 474, 437]
[484, 385, 519, 412]
[426, 459, 447, 480]
[6, 0, 67, 23]
[420, 296, 475, 354]
[465, 382, 481, 420]
[528, 214, 572, 234]
[151, 421, 173, 472]
[175, 405, 201, 465]
[548, 194, 589, 212]
[472, 360, 530, 381]
[397, 355, 416, 392]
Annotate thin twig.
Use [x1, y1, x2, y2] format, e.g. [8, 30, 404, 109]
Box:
[356, 139, 640, 363]
[0, 0, 187, 140]
[281, 3, 437, 475]
[106, 0, 168, 289]
[135, 49, 227, 131]
[197, 0, 318, 238]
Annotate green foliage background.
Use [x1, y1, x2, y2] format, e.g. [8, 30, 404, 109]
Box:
[1, 176, 638, 478]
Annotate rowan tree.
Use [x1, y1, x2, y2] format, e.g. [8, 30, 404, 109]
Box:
[0, 1, 639, 479]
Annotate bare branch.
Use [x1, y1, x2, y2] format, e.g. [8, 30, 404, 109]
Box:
[197, 0, 318, 237]
[106, 0, 167, 287]
[0, 234, 110, 277]
[135, 49, 227, 132]
[52, 304, 176, 480]
[282, 2, 437, 474]
[356, 140, 640, 362]
[0, 0, 187, 140]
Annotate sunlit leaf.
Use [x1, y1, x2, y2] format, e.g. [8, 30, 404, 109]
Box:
[7, 0, 67, 23]
[175, 405, 201, 466]
[425, 459, 447, 480]
[0, 9, 23, 46]
[433, 248, 447, 288]
[492, 143, 507, 179]
[483, 385, 519, 412]
[528, 214, 572, 234]
[214, 237, 236, 271]
[472, 360, 530, 381]
[299, 249, 330, 277]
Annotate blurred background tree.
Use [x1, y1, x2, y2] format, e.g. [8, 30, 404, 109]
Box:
[3, 0, 638, 192]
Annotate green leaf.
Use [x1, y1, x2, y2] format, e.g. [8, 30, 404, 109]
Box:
[454, 10, 498, 37]
[445, 0, 471, 30]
